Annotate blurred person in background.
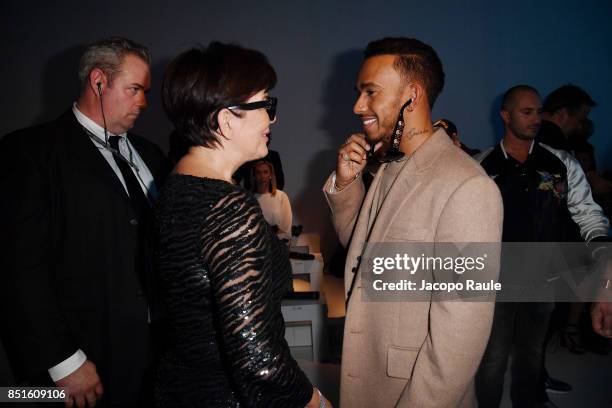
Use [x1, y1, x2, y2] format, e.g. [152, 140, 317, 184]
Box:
[251, 160, 293, 243]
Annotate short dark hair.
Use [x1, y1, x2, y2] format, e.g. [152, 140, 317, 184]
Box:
[501, 85, 539, 111]
[162, 42, 277, 149]
[543, 84, 596, 115]
[78, 36, 151, 89]
[364, 37, 445, 108]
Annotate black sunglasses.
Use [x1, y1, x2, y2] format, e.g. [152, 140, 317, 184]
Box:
[226, 97, 277, 121]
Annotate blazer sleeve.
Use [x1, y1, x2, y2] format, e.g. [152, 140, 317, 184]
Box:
[0, 134, 78, 381]
[322, 172, 366, 247]
[202, 190, 312, 407]
[397, 174, 504, 407]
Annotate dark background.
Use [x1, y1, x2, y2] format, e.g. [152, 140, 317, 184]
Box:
[1, 0, 611, 384]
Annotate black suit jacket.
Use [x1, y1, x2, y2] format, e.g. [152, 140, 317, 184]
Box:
[0, 111, 169, 405]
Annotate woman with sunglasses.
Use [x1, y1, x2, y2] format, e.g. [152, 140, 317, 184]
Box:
[153, 42, 331, 408]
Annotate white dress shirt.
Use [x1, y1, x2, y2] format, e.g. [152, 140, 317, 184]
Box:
[72, 103, 157, 200]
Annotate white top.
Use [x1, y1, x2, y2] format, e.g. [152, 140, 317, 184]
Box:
[255, 190, 293, 239]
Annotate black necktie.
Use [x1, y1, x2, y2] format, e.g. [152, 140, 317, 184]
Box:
[108, 136, 150, 220]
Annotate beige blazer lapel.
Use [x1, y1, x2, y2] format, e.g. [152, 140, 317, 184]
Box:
[366, 129, 451, 243]
[344, 129, 451, 297]
[367, 159, 422, 243]
[344, 164, 386, 296]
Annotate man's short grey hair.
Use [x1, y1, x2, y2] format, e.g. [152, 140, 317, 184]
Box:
[78, 36, 151, 89]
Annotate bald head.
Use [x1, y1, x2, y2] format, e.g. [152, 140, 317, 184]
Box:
[500, 85, 542, 141]
[501, 85, 539, 112]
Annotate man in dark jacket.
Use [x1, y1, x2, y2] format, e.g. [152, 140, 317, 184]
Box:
[475, 85, 609, 407]
[0, 37, 169, 407]
[538, 84, 596, 153]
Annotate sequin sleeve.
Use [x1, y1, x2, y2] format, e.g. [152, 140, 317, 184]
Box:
[201, 189, 313, 407]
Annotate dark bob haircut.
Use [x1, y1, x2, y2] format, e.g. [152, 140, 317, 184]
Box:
[364, 37, 445, 109]
[162, 42, 277, 149]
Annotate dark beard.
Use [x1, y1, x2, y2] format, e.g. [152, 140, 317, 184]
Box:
[371, 112, 402, 159]
[515, 132, 536, 141]
[510, 122, 536, 141]
[368, 94, 406, 161]
[369, 131, 394, 161]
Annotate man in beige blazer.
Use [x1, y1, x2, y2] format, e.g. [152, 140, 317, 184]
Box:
[323, 37, 504, 407]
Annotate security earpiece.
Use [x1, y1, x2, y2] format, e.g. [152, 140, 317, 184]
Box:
[96, 82, 102, 95]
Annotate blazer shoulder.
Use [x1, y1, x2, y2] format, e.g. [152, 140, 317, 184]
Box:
[434, 143, 488, 183]
[1, 112, 74, 156]
[3, 119, 58, 144]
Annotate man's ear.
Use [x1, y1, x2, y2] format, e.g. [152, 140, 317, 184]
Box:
[403, 82, 422, 111]
[90, 69, 106, 95]
[500, 110, 510, 125]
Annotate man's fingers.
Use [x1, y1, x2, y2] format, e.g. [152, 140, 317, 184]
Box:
[85, 390, 97, 407]
[335, 133, 372, 189]
[603, 313, 612, 338]
[337, 149, 367, 180]
[95, 382, 103, 398]
[591, 303, 612, 338]
[340, 141, 368, 159]
[74, 394, 86, 408]
[344, 133, 368, 148]
[344, 150, 367, 164]
[591, 305, 602, 332]
[55, 360, 102, 408]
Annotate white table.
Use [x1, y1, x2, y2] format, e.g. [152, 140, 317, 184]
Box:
[290, 253, 324, 292]
[281, 298, 326, 362]
[284, 252, 327, 361]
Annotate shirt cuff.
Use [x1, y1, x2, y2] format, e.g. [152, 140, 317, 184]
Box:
[48, 349, 87, 382]
[328, 172, 339, 193]
[328, 171, 360, 193]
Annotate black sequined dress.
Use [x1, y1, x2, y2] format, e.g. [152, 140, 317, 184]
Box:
[153, 175, 312, 407]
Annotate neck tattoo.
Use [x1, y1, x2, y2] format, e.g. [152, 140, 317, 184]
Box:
[406, 128, 429, 140]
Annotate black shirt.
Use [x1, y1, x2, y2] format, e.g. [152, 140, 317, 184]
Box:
[537, 120, 571, 152]
[479, 141, 572, 242]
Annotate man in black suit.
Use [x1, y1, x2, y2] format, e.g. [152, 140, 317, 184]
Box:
[0, 37, 169, 407]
